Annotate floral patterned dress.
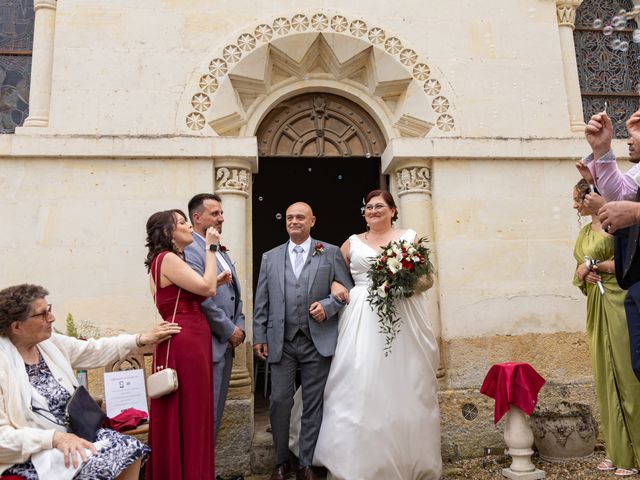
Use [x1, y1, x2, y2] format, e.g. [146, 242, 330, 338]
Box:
[3, 356, 149, 480]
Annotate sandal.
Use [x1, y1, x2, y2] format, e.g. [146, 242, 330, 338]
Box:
[598, 459, 616, 471]
[614, 468, 639, 476]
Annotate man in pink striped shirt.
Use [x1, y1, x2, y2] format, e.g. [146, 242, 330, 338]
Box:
[577, 110, 640, 232]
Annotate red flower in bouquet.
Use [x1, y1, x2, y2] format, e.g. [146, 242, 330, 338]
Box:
[312, 242, 325, 256]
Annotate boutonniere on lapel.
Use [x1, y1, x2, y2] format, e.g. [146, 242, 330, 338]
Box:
[312, 243, 325, 256]
[219, 245, 229, 253]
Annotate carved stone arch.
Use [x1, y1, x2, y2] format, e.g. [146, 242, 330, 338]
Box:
[256, 93, 385, 157]
[178, 11, 457, 137]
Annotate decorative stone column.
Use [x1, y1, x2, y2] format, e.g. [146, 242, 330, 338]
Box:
[393, 161, 445, 378]
[22, 0, 57, 128]
[556, 0, 585, 133]
[214, 158, 254, 476]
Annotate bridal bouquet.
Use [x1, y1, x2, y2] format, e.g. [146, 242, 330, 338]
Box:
[366, 236, 433, 355]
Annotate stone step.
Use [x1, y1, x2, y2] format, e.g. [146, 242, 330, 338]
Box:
[251, 423, 275, 474]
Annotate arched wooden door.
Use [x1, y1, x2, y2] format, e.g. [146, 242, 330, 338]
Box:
[256, 93, 385, 157]
[251, 93, 387, 305]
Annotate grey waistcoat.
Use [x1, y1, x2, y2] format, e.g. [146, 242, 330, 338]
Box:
[284, 252, 312, 341]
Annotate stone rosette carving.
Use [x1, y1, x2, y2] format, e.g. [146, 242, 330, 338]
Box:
[311, 13, 329, 30]
[216, 167, 250, 193]
[185, 11, 456, 134]
[396, 167, 431, 193]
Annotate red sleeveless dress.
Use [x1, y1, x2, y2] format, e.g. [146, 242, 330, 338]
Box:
[146, 251, 214, 480]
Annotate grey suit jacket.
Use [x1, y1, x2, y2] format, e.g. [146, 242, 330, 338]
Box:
[184, 233, 245, 363]
[253, 238, 353, 363]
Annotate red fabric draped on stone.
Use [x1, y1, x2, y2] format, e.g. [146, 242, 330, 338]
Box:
[480, 362, 546, 424]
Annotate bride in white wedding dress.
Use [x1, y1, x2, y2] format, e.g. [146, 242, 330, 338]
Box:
[290, 190, 442, 480]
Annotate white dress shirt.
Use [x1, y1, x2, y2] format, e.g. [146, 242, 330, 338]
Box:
[288, 237, 312, 269]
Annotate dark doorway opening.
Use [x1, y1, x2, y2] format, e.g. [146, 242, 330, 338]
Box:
[251, 155, 383, 402]
[252, 156, 383, 290]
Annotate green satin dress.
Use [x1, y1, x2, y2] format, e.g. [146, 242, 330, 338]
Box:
[573, 223, 640, 469]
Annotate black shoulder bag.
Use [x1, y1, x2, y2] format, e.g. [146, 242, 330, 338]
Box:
[65, 385, 106, 441]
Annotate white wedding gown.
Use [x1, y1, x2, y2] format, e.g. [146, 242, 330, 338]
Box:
[290, 229, 442, 480]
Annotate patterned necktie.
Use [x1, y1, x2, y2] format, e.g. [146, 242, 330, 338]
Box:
[293, 245, 304, 278]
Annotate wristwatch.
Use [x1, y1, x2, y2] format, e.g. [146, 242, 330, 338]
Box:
[209, 244, 218, 252]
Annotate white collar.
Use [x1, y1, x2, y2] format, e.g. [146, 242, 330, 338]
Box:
[288, 236, 312, 254]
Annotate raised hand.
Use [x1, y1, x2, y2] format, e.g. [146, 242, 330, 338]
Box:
[583, 192, 605, 213]
[205, 227, 221, 246]
[585, 111, 613, 159]
[575, 161, 595, 185]
[626, 109, 640, 144]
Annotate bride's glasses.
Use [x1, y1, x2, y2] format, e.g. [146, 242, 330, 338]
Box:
[364, 203, 387, 211]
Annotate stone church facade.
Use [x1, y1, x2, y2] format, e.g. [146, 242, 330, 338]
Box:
[0, 0, 636, 474]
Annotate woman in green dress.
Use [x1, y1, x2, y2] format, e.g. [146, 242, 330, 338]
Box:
[572, 179, 640, 476]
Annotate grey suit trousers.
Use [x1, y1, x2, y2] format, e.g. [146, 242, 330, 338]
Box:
[214, 347, 233, 443]
[269, 332, 331, 467]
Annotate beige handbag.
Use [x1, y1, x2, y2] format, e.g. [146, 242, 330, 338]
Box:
[147, 257, 180, 399]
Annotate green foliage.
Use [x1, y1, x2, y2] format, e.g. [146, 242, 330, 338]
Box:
[66, 313, 78, 338]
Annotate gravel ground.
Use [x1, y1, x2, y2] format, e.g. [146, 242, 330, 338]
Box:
[245, 450, 614, 479]
[443, 450, 611, 479]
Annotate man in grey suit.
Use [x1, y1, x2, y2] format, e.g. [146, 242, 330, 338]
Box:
[253, 202, 352, 480]
[184, 193, 245, 480]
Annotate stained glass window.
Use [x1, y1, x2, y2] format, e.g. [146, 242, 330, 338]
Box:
[0, 0, 34, 134]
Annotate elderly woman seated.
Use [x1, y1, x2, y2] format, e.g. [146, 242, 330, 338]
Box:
[0, 284, 181, 480]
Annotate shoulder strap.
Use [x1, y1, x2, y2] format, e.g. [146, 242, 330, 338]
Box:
[152, 251, 181, 371]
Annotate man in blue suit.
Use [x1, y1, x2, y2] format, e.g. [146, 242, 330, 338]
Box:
[185, 193, 245, 480]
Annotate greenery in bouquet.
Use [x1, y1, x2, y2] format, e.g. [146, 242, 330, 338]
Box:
[366, 236, 434, 355]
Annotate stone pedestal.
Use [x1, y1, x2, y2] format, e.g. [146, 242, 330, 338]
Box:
[502, 406, 545, 480]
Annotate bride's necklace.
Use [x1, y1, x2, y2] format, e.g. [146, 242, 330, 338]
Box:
[364, 227, 393, 241]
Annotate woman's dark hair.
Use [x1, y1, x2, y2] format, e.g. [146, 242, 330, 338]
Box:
[0, 284, 49, 337]
[144, 209, 187, 271]
[574, 178, 590, 200]
[364, 189, 399, 223]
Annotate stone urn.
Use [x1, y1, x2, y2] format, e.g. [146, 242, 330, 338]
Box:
[530, 401, 597, 462]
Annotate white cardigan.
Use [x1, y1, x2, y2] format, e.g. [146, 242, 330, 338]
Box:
[0, 333, 137, 475]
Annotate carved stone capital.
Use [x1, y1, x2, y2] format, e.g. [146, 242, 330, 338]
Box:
[396, 167, 431, 195]
[556, 0, 582, 28]
[33, 0, 57, 12]
[215, 167, 250, 196]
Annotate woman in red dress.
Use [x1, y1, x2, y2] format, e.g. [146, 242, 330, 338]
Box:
[144, 209, 220, 480]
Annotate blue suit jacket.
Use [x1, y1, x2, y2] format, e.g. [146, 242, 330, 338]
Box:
[184, 234, 245, 363]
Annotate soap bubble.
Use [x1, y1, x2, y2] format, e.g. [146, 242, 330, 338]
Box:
[308, 168, 312, 172]
[612, 38, 622, 50]
[603, 25, 614, 36]
[275, 213, 282, 220]
[612, 15, 626, 30]
[258, 196, 263, 201]
[337, 174, 343, 180]
[619, 41, 630, 52]
[593, 18, 603, 29]
[365, 153, 371, 158]
[633, 29, 640, 43]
